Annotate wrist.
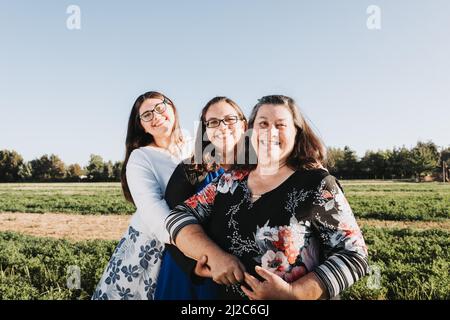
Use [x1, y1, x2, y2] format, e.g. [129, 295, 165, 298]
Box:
[202, 243, 224, 260]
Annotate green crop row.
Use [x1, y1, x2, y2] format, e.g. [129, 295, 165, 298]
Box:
[0, 227, 448, 300]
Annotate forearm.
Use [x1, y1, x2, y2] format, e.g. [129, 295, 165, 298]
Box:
[173, 224, 225, 262]
[289, 272, 328, 300]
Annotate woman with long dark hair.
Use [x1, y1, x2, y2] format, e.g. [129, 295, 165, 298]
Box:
[93, 91, 192, 300]
[165, 95, 368, 299]
[155, 96, 247, 299]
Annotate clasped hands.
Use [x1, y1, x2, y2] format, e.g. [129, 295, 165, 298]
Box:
[193, 252, 294, 300]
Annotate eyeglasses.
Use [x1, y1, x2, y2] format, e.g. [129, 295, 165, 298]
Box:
[139, 98, 168, 122]
[204, 115, 241, 128]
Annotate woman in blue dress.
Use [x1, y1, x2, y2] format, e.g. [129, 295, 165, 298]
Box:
[154, 96, 247, 299]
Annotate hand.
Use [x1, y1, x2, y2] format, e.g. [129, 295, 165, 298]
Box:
[207, 251, 246, 286]
[241, 266, 294, 300]
[194, 255, 212, 278]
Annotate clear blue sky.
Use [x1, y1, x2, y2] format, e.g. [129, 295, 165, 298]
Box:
[1, 0, 449, 166]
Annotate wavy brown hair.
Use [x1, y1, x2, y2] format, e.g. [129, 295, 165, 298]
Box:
[236, 95, 326, 171]
[121, 91, 184, 205]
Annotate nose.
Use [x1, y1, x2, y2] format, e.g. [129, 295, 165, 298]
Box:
[151, 112, 164, 124]
[218, 120, 229, 129]
[270, 125, 279, 138]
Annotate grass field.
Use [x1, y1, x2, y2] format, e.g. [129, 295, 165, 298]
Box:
[1, 181, 448, 221]
[0, 180, 449, 300]
[0, 227, 448, 300]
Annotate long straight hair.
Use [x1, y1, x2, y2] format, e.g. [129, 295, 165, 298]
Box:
[121, 91, 184, 204]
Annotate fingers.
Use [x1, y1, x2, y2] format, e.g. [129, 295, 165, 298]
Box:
[225, 260, 246, 284]
[194, 255, 212, 277]
[244, 272, 260, 291]
[233, 268, 245, 283]
[213, 277, 230, 286]
[241, 285, 257, 300]
[254, 266, 274, 281]
[226, 273, 237, 285]
[198, 255, 208, 266]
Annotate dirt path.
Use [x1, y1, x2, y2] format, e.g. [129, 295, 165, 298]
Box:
[0, 212, 448, 241]
[0, 212, 131, 241]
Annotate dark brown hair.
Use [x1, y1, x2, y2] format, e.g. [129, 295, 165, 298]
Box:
[121, 91, 184, 204]
[237, 95, 326, 171]
[188, 96, 247, 174]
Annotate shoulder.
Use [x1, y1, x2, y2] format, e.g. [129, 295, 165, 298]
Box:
[227, 169, 250, 181]
[127, 147, 164, 173]
[180, 136, 194, 158]
[303, 169, 344, 194]
[172, 160, 198, 186]
[128, 147, 156, 165]
[295, 167, 329, 182]
[294, 168, 342, 191]
[129, 147, 148, 163]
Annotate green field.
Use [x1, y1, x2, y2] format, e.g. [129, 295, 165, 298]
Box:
[0, 181, 448, 221]
[0, 181, 449, 300]
[1, 227, 448, 300]
[0, 183, 135, 215]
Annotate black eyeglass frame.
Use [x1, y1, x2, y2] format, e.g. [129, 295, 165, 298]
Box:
[139, 98, 168, 122]
[204, 115, 242, 128]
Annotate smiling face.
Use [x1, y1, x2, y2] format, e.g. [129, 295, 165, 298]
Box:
[251, 104, 297, 167]
[139, 98, 176, 140]
[204, 100, 246, 157]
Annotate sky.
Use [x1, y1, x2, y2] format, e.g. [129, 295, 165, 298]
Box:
[1, 0, 449, 166]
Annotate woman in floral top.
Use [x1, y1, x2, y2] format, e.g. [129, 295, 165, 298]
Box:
[165, 95, 368, 299]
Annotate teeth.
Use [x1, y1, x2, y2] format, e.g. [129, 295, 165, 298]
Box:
[260, 140, 280, 146]
[152, 121, 164, 127]
[216, 133, 233, 139]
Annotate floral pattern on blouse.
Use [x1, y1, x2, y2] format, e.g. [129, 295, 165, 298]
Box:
[166, 169, 369, 299]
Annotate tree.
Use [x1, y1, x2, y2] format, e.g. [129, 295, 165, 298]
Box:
[410, 141, 440, 181]
[0, 149, 26, 182]
[440, 147, 450, 167]
[389, 146, 414, 179]
[112, 161, 123, 182]
[341, 146, 360, 179]
[66, 163, 84, 182]
[438, 147, 450, 182]
[30, 154, 66, 181]
[18, 162, 33, 181]
[326, 147, 345, 178]
[360, 150, 392, 179]
[102, 160, 114, 181]
[85, 154, 104, 181]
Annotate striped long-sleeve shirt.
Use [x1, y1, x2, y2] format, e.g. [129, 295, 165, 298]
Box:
[165, 168, 369, 299]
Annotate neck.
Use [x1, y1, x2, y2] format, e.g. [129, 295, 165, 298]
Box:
[254, 161, 288, 177]
[153, 136, 172, 150]
[218, 148, 236, 169]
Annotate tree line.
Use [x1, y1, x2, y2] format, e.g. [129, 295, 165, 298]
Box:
[0, 141, 448, 182]
[0, 153, 122, 182]
[327, 141, 449, 181]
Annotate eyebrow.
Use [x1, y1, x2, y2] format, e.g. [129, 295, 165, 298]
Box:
[256, 116, 287, 122]
[205, 114, 238, 121]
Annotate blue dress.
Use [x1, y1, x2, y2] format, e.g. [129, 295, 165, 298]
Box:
[154, 166, 224, 300]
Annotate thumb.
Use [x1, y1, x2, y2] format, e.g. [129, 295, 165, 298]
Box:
[198, 255, 208, 267]
[255, 266, 275, 281]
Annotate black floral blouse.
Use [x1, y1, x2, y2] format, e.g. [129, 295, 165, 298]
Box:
[165, 168, 369, 299]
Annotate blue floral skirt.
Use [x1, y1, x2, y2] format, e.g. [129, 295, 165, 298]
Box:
[92, 225, 164, 300]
